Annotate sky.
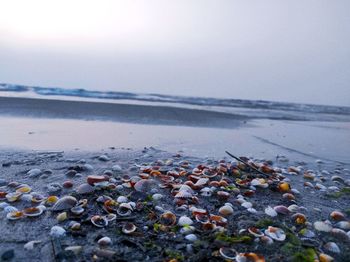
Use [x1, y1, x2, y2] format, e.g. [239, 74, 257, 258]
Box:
[0, 0, 349, 106]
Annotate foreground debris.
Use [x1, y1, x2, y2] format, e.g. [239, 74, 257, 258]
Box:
[0, 149, 349, 261]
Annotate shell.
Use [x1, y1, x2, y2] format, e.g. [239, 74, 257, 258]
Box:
[24, 240, 42, 251]
[314, 221, 333, 232]
[52, 196, 78, 211]
[105, 214, 117, 222]
[70, 206, 85, 216]
[4, 205, 18, 214]
[178, 216, 193, 226]
[219, 247, 237, 260]
[291, 213, 307, 225]
[160, 211, 177, 226]
[56, 212, 68, 222]
[75, 183, 94, 195]
[264, 206, 278, 217]
[174, 191, 193, 199]
[91, 215, 108, 227]
[6, 211, 24, 220]
[200, 187, 212, 197]
[87, 175, 108, 186]
[282, 193, 295, 201]
[217, 191, 230, 201]
[31, 193, 45, 203]
[117, 203, 133, 216]
[235, 253, 265, 262]
[260, 235, 273, 245]
[50, 226, 66, 238]
[45, 196, 59, 206]
[195, 213, 210, 224]
[273, 205, 290, 215]
[218, 205, 234, 216]
[23, 207, 44, 217]
[122, 222, 137, 234]
[334, 221, 350, 230]
[298, 228, 315, 238]
[116, 196, 128, 203]
[62, 180, 73, 188]
[323, 242, 340, 254]
[330, 228, 350, 241]
[134, 179, 156, 193]
[319, 253, 334, 262]
[248, 227, 264, 237]
[16, 186, 32, 194]
[6, 192, 22, 202]
[264, 226, 286, 241]
[287, 204, 300, 213]
[104, 200, 118, 213]
[98, 236, 112, 246]
[330, 211, 346, 221]
[278, 182, 291, 192]
[209, 215, 228, 227]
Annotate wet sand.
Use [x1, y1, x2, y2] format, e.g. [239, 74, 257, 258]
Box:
[0, 96, 350, 261]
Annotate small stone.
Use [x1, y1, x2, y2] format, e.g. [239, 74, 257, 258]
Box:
[27, 168, 42, 178]
[98, 236, 112, 246]
[1, 249, 14, 261]
[185, 234, 197, 242]
[178, 216, 193, 226]
[152, 194, 163, 201]
[65, 170, 77, 177]
[2, 162, 11, 167]
[50, 226, 66, 238]
[98, 155, 110, 161]
[83, 164, 94, 171]
[112, 165, 122, 173]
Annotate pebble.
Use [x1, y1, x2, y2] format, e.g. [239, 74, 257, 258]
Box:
[98, 236, 112, 246]
[152, 193, 163, 201]
[50, 226, 66, 238]
[178, 216, 193, 226]
[27, 168, 42, 178]
[112, 164, 122, 172]
[98, 155, 110, 161]
[185, 234, 198, 242]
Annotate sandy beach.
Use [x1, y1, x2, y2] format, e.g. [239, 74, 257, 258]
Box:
[0, 95, 349, 261]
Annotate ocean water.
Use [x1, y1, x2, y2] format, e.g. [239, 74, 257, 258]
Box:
[1, 83, 350, 118]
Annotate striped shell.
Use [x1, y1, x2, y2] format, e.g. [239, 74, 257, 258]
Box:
[52, 196, 78, 211]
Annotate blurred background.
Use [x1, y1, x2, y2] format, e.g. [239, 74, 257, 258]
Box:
[0, 0, 349, 106]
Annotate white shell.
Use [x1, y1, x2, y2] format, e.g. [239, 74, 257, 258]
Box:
[152, 194, 163, 201]
[335, 221, 350, 230]
[4, 206, 18, 214]
[264, 226, 286, 241]
[52, 196, 78, 211]
[178, 216, 193, 226]
[264, 206, 277, 217]
[324, 242, 340, 254]
[314, 221, 333, 232]
[50, 226, 66, 238]
[180, 226, 195, 234]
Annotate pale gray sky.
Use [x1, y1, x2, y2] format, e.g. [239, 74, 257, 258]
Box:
[0, 0, 349, 106]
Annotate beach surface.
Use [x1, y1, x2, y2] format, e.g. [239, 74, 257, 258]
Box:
[0, 91, 350, 261]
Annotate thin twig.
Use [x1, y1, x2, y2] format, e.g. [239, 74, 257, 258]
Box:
[225, 151, 269, 177]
